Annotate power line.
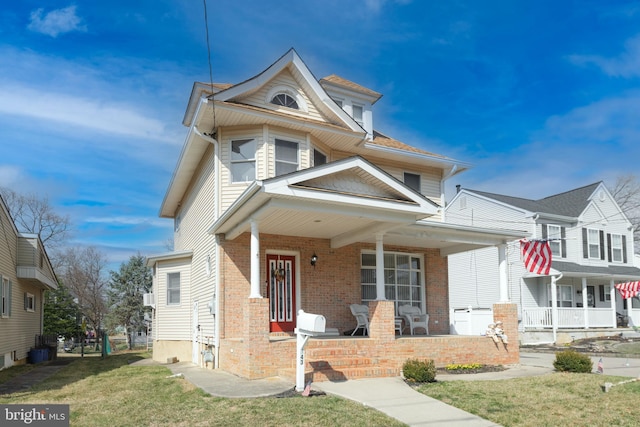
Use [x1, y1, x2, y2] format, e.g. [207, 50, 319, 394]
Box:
[203, 0, 217, 133]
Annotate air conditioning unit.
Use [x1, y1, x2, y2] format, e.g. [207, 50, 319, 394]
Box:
[143, 293, 155, 308]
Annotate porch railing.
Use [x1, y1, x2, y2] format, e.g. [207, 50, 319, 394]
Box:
[449, 307, 494, 335]
[523, 307, 615, 329]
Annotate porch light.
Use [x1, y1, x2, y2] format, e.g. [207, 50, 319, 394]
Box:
[310, 253, 318, 267]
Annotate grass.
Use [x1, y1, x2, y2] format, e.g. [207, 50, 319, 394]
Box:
[0, 352, 404, 427]
[416, 372, 640, 427]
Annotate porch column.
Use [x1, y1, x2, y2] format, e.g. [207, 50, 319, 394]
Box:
[551, 275, 558, 344]
[375, 233, 386, 300]
[498, 244, 509, 302]
[610, 279, 617, 327]
[249, 220, 262, 299]
[582, 277, 589, 329]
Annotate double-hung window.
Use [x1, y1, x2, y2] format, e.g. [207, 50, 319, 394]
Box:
[361, 251, 424, 314]
[275, 139, 299, 176]
[549, 284, 573, 307]
[167, 272, 181, 305]
[547, 225, 562, 257]
[1, 277, 11, 317]
[25, 293, 35, 312]
[610, 233, 623, 262]
[230, 139, 256, 182]
[587, 228, 601, 259]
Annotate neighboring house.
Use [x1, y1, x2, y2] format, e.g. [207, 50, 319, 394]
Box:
[446, 182, 640, 344]
[146, 49, 526, 382]
[0, 194, 57, 369]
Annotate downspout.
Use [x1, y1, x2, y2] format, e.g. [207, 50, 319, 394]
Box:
[194, 120, 222, 369]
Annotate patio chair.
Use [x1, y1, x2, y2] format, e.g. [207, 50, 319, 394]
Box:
[349, 304, 370, 336]
[399, 304, 429, 335]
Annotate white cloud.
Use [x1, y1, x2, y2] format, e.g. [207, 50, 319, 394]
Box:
[0, 83, 178, 143]
[569, 35, 640, 78]
[0, 165, 23, 187]
[27, 6, 87, 38]
[84, 216, 169, 228]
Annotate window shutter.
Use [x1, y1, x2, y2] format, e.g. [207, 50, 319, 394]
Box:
[24, 293, 27, 310]
[542, 224, 548, 239]
[599, 230, 605, 260]
[607, 233, 612, 262]
[623, 235, 628, 263]
[582, 228, 588, 258]
[599, 285, 605, 302]
[561, 227, 567, 257]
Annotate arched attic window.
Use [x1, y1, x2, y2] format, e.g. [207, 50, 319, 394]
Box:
[265, 85, 308, 112]
[271, 93, 299, 109]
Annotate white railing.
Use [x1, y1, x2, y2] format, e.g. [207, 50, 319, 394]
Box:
[450, 307, 494, 335]
[523, 307, 615, 329]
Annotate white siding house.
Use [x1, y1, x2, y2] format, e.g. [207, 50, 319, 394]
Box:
[145, 48, 527, 380]
[0, 194, 57, 368]
[446, 182, 640, 344]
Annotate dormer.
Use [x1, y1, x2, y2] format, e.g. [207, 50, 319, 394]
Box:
[319, 74, 382, 140]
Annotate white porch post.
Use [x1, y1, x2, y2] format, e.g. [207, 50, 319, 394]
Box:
[551, 275, 558, 344]
[582, 277, 589, 329]
[498, 244, 509, 302]
[249, 220, 262, 299]
[610, 279, 617, 327]
[376, 233, 386, 301]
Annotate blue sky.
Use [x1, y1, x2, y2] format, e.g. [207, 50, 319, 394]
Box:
[2, 1, 640, 268]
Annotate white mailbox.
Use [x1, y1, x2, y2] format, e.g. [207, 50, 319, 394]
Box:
[296, 310, 326, 334]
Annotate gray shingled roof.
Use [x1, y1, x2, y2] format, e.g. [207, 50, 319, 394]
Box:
[468, 182, 602, 218]
[552, 261, 640, 279]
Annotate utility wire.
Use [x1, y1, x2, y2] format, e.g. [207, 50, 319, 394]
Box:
[203, 0, 217, 133]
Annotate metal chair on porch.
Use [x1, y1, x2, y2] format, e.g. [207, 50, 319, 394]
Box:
[349, 304, 370, 336]
[399, 304, 429, 335]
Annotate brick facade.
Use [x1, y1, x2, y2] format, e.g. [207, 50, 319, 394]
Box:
[215, 233, 519, 380]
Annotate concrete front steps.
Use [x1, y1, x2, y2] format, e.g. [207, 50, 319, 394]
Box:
[278, 344, 399, 383]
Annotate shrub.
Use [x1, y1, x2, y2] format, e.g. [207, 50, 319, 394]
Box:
[402, 358, 437, 382]
[553, 350, 593, 373]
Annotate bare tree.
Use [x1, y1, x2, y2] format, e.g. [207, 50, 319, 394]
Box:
[609, 174, 640, 249]
[0, 187, 71, 266]
[59, 246, 108, 347]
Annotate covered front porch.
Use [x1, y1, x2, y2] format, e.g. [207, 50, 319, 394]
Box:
[520, 260, 640, 343]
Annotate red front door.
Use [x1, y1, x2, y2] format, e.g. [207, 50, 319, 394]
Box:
[267, 254, 296, 332]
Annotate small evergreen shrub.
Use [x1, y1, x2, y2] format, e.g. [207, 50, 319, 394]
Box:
[402, 358, 437, 382]
[553, 350, 593, 373]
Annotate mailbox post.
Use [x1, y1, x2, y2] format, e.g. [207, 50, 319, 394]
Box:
[294, 309, 326, 392]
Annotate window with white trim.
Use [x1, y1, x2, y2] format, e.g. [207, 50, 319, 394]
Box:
[611, 233, 623, 262]
[352, 104, 363, 125]
[361, 251, 424, 314]
[1, 277, 11, 317]
[275, 139, 299, 176]
[167, 272, 181, 305]
[547, 225, 562, 257]
[587, 228, 600, 259]
[313, 149, 327, 167]
[549, 284, 573, 307]
[230, 139, 256, 182]
[271, 93, 299, 109]
[25, 293, 35, 312]
[403, 172, 421, 193]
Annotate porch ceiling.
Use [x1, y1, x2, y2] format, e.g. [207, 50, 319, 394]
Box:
[212, 193, 526, 255]
[548, 261, 640, 281]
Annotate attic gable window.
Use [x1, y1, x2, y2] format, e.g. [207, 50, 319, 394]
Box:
[271, 93, 299, 109]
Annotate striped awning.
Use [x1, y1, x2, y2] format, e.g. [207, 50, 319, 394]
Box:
[615, 281, 640, 299]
